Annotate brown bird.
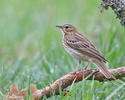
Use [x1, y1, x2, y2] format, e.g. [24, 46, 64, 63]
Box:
[56, 24, 116, 80]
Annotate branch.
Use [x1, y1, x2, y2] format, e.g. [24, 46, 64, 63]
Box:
[38, 67, 125, 99]
[6, 67, 125, 100]
[99, 0, 125, 27]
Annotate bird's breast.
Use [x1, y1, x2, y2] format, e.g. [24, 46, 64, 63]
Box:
[62, 42, 89, 61]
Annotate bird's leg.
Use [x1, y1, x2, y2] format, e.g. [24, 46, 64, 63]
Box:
[70, 60, 81, 75]
[84, 62, 90, 70]
[83, 62, 90, 78]
[80, 62, 90, 71]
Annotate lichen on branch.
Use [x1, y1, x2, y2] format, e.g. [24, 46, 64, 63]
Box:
[99, 0, 125, 27]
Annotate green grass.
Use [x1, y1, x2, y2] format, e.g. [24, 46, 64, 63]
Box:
[0, 0, 125, 100]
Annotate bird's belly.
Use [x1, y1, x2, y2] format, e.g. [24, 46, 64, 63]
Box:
[64, 46, 89, 61]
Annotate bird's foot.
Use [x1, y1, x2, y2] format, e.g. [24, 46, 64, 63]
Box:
[69, 71, 77, 75]
[79, 68, 91, 78]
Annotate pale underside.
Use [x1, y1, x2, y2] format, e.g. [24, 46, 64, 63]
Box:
[63, 42, 90, 62]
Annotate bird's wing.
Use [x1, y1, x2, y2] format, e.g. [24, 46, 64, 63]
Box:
[65, 35, 107, 63]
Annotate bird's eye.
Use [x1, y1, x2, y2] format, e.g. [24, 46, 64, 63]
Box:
[65, 26, 69, 29]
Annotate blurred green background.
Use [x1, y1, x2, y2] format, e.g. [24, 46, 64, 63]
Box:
[0, 0, 125, 99]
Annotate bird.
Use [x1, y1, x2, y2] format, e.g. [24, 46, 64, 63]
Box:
[56, 24, 116, 80]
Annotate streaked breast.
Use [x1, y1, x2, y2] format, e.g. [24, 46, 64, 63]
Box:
[62, 41, 88, 61]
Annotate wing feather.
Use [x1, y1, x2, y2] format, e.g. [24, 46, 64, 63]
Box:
[65, 35, 107, 63]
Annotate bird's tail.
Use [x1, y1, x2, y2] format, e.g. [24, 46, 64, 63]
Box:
[92, 59, 116, 80]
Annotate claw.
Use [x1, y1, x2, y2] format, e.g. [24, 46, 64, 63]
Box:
[69, 71, 77, 75]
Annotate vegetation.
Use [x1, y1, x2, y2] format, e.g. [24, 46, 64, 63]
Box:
[0, 0, 125, 99]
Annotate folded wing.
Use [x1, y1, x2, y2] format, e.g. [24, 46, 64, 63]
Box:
[65, 34, 107, 63]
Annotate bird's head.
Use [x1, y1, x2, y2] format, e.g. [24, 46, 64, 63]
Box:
[56, 24, 77, 35]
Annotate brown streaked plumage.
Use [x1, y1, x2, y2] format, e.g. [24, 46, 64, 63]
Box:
[56, 24, 116, 80]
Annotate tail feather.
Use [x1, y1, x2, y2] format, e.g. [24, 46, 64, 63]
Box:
[92, 59, 116, 80]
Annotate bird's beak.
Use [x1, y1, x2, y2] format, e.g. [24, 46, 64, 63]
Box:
[56, 25, 63, 29]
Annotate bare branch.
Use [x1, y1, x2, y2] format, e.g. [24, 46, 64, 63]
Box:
[6, 67, 125, 100]
[39, 67, 125, 99]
